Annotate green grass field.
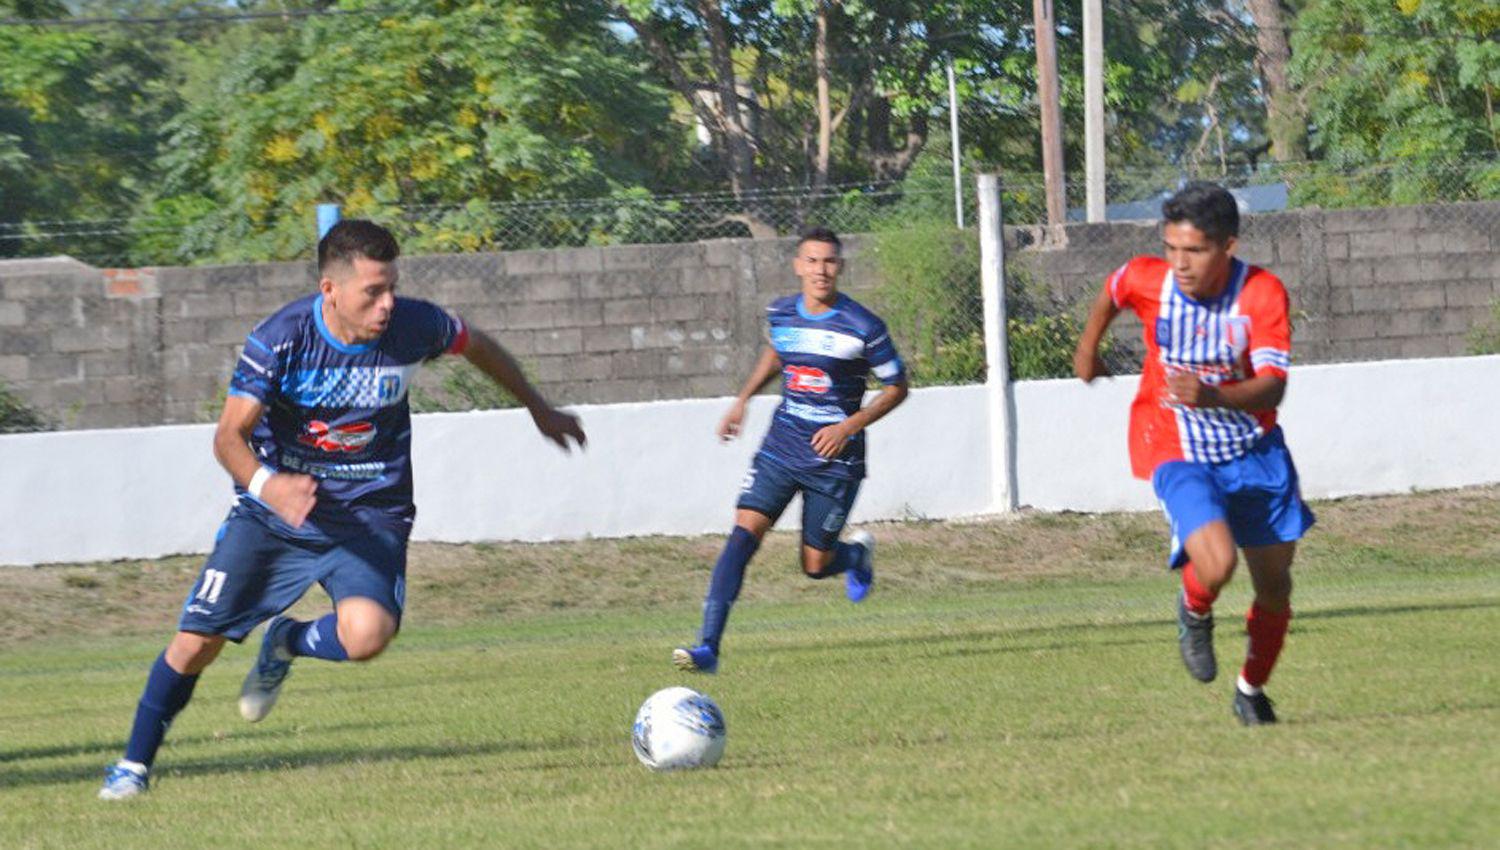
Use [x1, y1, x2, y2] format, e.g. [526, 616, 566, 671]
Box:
[2, 490, 1498, 849]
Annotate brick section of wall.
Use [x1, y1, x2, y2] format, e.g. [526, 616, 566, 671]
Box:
[1, 202, 1496, 430]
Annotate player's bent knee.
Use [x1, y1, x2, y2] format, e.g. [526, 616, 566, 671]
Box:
[336, 617, 397, 661]
[339, 627, 394, 661]
[166, 631, 225, 674]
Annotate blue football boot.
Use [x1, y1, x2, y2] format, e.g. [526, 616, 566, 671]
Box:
[845, 530, 876, 603]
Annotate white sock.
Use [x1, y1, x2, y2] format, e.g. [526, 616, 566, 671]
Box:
[118, 759, 148, 776]
[1236, 674, 1262, 697]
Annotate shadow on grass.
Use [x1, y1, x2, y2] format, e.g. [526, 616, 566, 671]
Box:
[754, 596, 1500, 661]
[0, 720, 397, 766]
[1293, 597, 1500, 624]
[0, 733, 595, 791]
[760, 615, 1172, 657]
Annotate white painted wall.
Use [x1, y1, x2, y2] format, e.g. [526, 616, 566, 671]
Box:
[1011, 355, 1500, 512]
[0, 385, 992, 566]
[4, 356, 1500, 566]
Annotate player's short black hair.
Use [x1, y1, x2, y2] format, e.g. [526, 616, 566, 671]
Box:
[318, 219, 400, 275]
[797, 226, 842, 255]
[1161, 182, 1240, 243]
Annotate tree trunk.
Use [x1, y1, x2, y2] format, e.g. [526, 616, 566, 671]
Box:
[1033, 0, 1067, 228]
[616, 3, 777, 237]
[813, 0, 833, 193]
[1246, 0, 1307, 162]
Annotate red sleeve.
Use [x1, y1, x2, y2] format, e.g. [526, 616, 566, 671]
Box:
[1104, 257, 1165, 314]
[445, 312, 470, 356]
[1105, 262, 1133, 310]
[1239, 270, 1291, 379]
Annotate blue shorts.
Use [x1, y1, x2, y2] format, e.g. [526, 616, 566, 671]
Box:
[1152, 427, 1316, 570]
[178, 505, 409, 641]
[736, 454, 861, 550]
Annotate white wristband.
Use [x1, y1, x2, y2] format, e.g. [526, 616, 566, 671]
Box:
[247, 466, 273, 499]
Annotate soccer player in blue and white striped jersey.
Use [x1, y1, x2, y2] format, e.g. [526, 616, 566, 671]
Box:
[674, 228, 909, 674]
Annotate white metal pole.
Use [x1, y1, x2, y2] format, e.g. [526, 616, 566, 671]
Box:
[1083, 0, 1106, 222]
[947, 60, 964, 229]
[977, 173, 1017, 512]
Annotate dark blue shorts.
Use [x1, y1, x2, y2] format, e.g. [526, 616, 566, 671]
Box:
[1152, 427, 1316, 570]
[736, 453, 860, 550]
[177, 505, 409, 641]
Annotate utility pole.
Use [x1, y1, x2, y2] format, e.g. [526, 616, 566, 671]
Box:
[1032, 0, 1066, 228]
[947, 60, 964, 229]
[1083, 0, 1106, 222]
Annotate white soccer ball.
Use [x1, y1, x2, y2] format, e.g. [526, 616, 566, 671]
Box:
[631, 686, 727, 771]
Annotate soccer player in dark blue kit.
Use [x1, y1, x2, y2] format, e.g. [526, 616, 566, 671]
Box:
[674, 227, 909, 674]
[99, 220, 586, 799]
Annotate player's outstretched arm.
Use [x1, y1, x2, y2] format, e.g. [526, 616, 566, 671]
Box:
[809, 380, 909, 459]
[718, 345, 782, 442]
[1073, 285, 1121, 383]
[461, 328, 586, 451]
[213, 395, 317, 527]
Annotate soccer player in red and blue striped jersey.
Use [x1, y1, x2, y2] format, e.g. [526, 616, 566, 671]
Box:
[1073, 182, 1315, 725]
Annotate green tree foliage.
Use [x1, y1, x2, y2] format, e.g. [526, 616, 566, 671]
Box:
[1290, 0, 1500, 205]
[867, 206, 1108, 383]
[132, 0, 685, 263]
[0, 0, 181, 259]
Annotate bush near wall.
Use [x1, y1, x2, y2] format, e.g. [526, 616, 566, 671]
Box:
[869, 219, 1110, 382]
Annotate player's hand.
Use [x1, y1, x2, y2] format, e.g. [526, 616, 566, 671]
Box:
[810, 423, 856, 459]
[1074, 347, 1109, 383]
[261, 473, 317, 529]
[531, 406, 587, 452]
[717, 400, 747, 443]
[1165, 371, 1220, 407]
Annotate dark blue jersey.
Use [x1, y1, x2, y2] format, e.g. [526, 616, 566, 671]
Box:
[756, 293, 905, 480]
[228, 293, 467, 539]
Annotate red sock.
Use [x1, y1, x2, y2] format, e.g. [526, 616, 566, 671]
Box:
[1181, 561, 1217, 615]
[1241, 602, 1292, 688]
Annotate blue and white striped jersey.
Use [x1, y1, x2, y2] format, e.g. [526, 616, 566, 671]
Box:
[228, 293, 467, 538]
[756, 293, 905, 480]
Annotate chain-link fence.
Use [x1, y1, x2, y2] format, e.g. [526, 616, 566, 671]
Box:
[4, 159, 1499, 434]
[0, 176, 977, 268]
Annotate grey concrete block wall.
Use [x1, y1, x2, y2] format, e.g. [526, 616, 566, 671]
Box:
[1, 202, 1496, 431]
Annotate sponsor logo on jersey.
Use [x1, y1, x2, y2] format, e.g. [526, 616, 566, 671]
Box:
[786, 365, 831, 393]
[298, 420, 376, 453]
[1224, 316, 1250, 355]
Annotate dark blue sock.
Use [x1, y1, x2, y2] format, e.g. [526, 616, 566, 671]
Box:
[807, 542, 863, 579]
[699, 526, 760, 654]
[123, 652, 200, 768]
[286, 613, 349, 662]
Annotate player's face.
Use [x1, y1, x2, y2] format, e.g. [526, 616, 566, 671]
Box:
[321, 255, 398, 342]
[1163, 221, 1236, 299]
[794, 240, 842, 304]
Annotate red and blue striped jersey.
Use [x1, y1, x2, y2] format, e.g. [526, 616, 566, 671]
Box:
[1107, 256, 1292, 479]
